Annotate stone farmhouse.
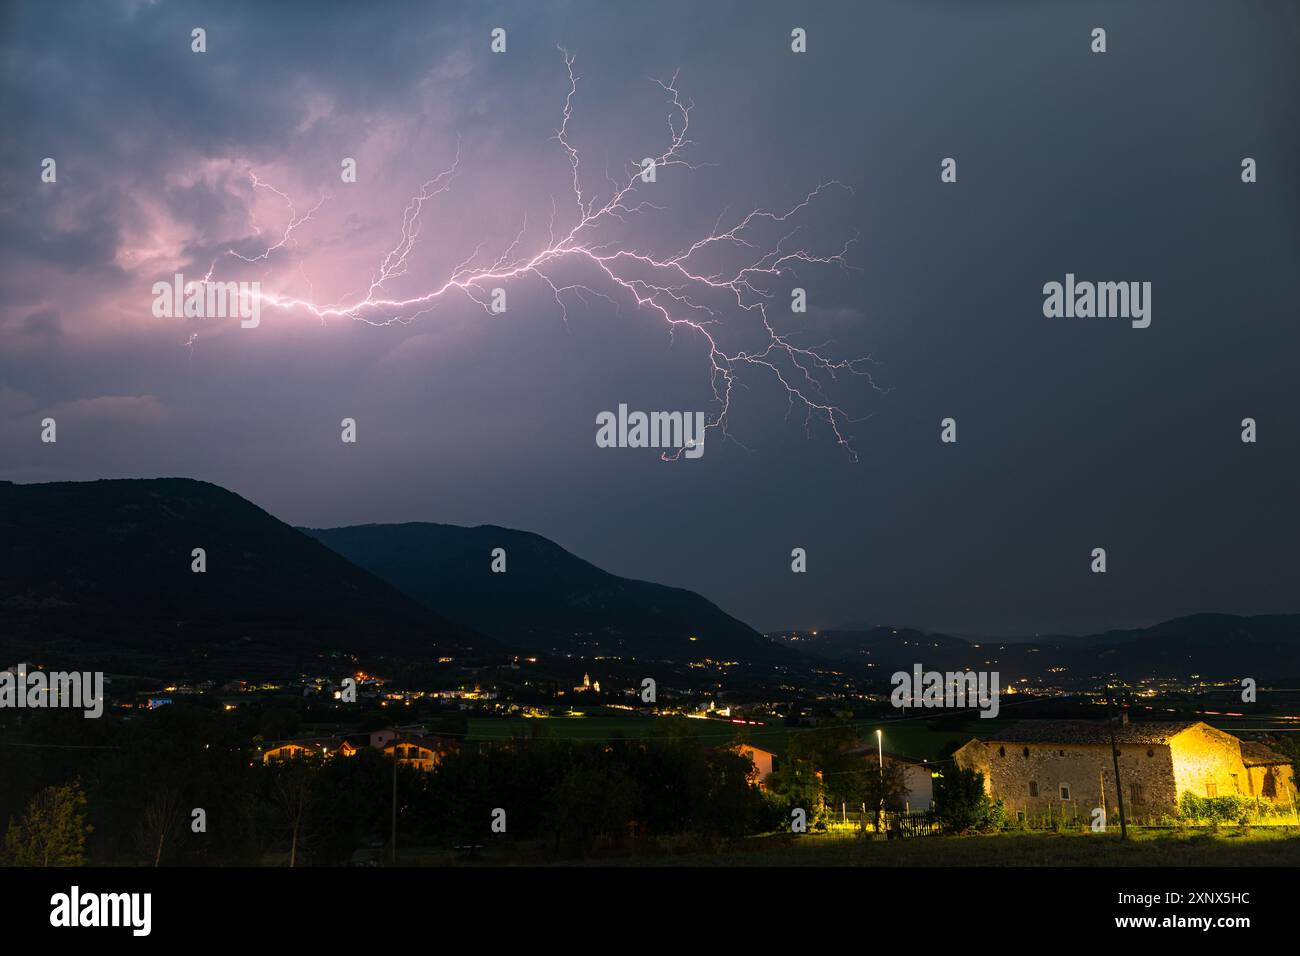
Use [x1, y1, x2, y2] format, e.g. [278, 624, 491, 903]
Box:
[954, 719, 1296, 824]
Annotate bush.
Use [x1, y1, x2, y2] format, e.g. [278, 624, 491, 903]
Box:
[932, 767, 1005, 833]
[1178, 792, 1268, 826]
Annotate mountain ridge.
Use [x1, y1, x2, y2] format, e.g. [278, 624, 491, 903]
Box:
[303, 521, 796, 664]
[772, 612, 1300, 683]
[0, 478, 487, 669]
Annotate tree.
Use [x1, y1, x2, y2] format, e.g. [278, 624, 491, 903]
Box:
[3, 781, 93, 866]
[932, 766, 1004, 833]
[700, 747, 769, 839]
[89, 702, 259, 866]
[846, 759, 909, 831]
[789, 715, 859, 775]
[776, 715, 861, 826]
[258, 706, 301, 741]
[546, 765, 638, 855]
[266, 758, 319, 867]
[135, 787, 184, 866]
[765, 757, 828, 830]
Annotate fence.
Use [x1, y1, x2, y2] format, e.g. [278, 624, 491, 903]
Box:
[823, 807, 940, 838]
[886, 811, 940, 838]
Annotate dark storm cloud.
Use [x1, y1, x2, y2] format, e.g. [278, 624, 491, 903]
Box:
[0, 0, 1296, 637]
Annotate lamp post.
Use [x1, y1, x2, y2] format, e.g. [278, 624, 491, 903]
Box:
[875, 729, 884, 832]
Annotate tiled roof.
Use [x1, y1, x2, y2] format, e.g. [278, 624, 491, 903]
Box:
[1238, 740, 1291, 766]
[844, 746, 930, 765]
[386, 735, 456, 752]
[265, 735, 354, 750]
[976, 720, 1200, 746]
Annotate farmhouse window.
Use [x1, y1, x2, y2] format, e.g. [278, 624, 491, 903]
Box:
[1059, 783, 1071, 800]
[1022, 747, 1030, 758]
[1028, 781, 1039, 797]
[998, 746, 1005, 758]
[1205, 780, 1218, 797]
[1129, 783, 1145, 805]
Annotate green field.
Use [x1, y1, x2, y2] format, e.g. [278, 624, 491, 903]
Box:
[466, 709, 997, 760]
[466, 710, 770, 745]
[465, 709, 1299, 764]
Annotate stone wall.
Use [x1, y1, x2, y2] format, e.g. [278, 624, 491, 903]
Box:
[956, 740, 1179, 824]
[1169, 724, 1298, 809]
[955, 726, 1299, 825]
[1170, 724, 1254, 801]
[1246, 764, 1297, 805]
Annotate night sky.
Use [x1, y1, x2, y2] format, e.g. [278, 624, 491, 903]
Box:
[2, 0, 1296, 637]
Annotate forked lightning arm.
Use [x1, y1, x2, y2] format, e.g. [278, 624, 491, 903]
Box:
[206, 50, 879, 459]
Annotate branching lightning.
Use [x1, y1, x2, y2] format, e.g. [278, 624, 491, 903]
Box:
[201, 49, 879, 459]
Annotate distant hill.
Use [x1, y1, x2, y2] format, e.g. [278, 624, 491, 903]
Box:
[784, 626, 971, 661]
[304, 522, 795, 664]
[773, 613, 1300, 684]
[1082, 613, 1300, 678]
[0, 478, 486, 671]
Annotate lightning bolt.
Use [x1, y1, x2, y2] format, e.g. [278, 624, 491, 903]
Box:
[228, 173, 329, 265]
[201, 49, 880, 460]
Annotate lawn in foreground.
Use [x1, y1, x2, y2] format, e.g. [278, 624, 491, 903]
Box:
[584, 827, 1300, 867]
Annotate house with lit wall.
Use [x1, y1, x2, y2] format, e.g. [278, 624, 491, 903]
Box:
[954, 719, 1295, 824]
[840, 746, 936, 811]
[260, 736, 359, 762]
[736, 743, 777, 787]
[260, 728, 456, 770]
[378, 735, 455, 771]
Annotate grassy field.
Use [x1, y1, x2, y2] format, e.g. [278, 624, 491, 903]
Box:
[465, 710, 1299, 764]
[578, 827, 1300, 867]
[465, 709, 1002, 760]
[387, 826, 1300, 867]
[466, 710, 779, 746]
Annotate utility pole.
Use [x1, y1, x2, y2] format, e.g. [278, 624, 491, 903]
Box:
[1105, 686, 1128, 841]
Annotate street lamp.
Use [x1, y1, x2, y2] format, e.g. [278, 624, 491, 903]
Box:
[875, 729, 884, 832]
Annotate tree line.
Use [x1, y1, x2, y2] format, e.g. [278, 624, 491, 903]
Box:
[1, 703, 1025, 865]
